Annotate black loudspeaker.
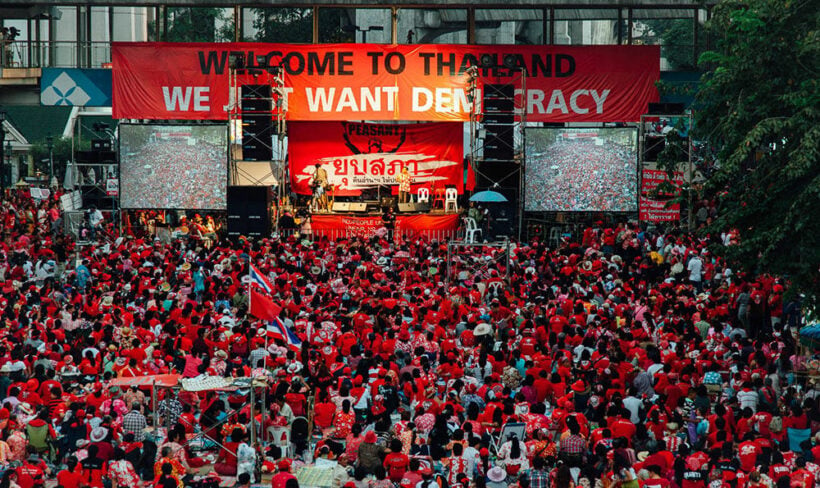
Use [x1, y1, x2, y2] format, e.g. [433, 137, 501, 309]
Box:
[485, 83, 515, 99]
[97, 151, 117, 163]
[227, 186, 270, 238]
[643, 135, 666, 162]
[331, 202, 350, 212]
[483, 112, 514, 125]
[241, 85, 273, 161]
[484, 124, 515, 161]
[92, 139, 112, 151]
[398, 202, 430, 213]
[648, 102, 685, 115]
[348, 202, 368, 212]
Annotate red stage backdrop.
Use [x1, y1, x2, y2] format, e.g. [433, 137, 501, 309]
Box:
[311, 214, 460, 239]
[639, 169, 684, 222]
[289, 121, 463, 196]
[112, 43, 659, 122]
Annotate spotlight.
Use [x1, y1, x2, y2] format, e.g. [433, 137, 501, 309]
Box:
[479, 54, 496, 68]
[502, 54, 518, 70]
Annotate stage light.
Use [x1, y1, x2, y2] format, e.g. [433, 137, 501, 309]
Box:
[479, 54, 495, 68]
[256, 55, 268, 68]
[503, 54, 518, 70]
[229, 53, 245, 70]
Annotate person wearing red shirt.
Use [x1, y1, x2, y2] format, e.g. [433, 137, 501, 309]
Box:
[56, 456, 84, 488]
[640, 465, 670, 488]
[792, 458, 816, 488]
[384, 439, 410, 482]
[737, 437, 761, 473]
[271, 459, 297, 488]
[610, 410, 637, 444]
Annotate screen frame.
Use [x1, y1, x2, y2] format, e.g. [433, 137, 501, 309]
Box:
[523, 126, 639, 213]
[118, 122, 229, 211]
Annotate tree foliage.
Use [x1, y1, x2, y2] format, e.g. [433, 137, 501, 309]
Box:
[695, 0, 820, 304]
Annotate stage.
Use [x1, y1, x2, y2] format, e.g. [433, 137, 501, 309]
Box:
[308, 213, 460, 240]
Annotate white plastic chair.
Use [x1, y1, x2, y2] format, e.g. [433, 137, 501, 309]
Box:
[549, 227, 561, 248]
[445, 188, 458, 213]
[267, 426, 290, 458]
[417, 187, 430, 203]
[487, 280, 503, 297]
[465, 217, 482, 243]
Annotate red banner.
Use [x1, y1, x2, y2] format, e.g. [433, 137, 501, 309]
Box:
[112, 43, 659, 122]
[311, 214, 460, 239]
[639, 169, 684, 222]
[289, 121, 463, 196]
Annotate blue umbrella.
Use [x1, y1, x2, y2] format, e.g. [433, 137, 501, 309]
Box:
[470, 190, 508, 203]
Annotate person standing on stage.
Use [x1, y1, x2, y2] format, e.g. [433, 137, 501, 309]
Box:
[397, 166, 413, 204]
[311, 163, 329, 212]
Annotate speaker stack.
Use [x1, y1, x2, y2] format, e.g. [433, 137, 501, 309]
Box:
[227, 186, 270, 238]
[241, 85, 273, 161]
[483, 84, 515, 162]
[479, 84, 518, 203]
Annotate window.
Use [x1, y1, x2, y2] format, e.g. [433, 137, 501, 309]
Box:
[89, 7, 110, 67]
[318, 8, 392, 44]
[398, 9, 467, 44]
[163, 7, 234, 42]
[631, 9, 699, 70]
[112, 7, 156, 42]
[475, 9, 545, 45]
[242, 8, 312, 43]
[553, 9, 619, 45]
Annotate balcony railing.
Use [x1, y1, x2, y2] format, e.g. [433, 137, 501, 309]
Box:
[1, 40, 111, 69]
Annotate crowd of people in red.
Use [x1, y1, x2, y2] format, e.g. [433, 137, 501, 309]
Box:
[0, 189, 812, 488]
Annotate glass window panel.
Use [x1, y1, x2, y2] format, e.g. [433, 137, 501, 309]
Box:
[53, 6, 77, 67]
[164, 7, 234, 42]
[90, 7, 110, 67]
[475, 9, 545, 45]
[112, 7, 153, 42]
[113, 7, 155, 42]
[553, 9, 618, 45]
[631, 9, 697, 70]
[318, 8, 391, 44]
[398, 9, 467, 44]
[242, 8, 312, 43]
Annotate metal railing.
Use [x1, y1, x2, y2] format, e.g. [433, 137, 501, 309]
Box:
[1, 40, 111, 69]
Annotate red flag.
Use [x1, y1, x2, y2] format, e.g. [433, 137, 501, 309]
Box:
[249, 288, 282, 321]
[466, 160, 476, 192]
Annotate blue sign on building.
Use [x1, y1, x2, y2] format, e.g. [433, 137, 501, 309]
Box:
[40, 68, 112, 107]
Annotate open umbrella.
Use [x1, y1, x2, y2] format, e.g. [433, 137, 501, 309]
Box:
[470, 190, 508, 203]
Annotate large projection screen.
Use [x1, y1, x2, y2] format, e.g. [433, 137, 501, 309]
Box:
[120, 124, 228, 210]
[524, 128, 638, 212]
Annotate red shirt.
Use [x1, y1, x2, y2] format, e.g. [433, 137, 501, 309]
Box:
[384, 452, 410, 482]
[57, 469, 85, 488]
[738, 441, 760, 472]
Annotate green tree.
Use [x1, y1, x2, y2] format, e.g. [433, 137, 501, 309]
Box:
[695, 0, 820, 305]
[152, 8, 234, 42]
[638, 17, 705, 71]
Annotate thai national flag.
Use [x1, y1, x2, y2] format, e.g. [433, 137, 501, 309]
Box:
[249, 263, 274, 294]
[267, 318, 302, 352]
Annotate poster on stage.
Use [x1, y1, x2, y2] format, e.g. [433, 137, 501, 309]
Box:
[524, 128, 638, 212]
[639, 168, 684, 221]
[119, 124, 228, 210]
[311, 214, 460, 239]
[288, 121, 463, 196]
[112, 43, 659, 123]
